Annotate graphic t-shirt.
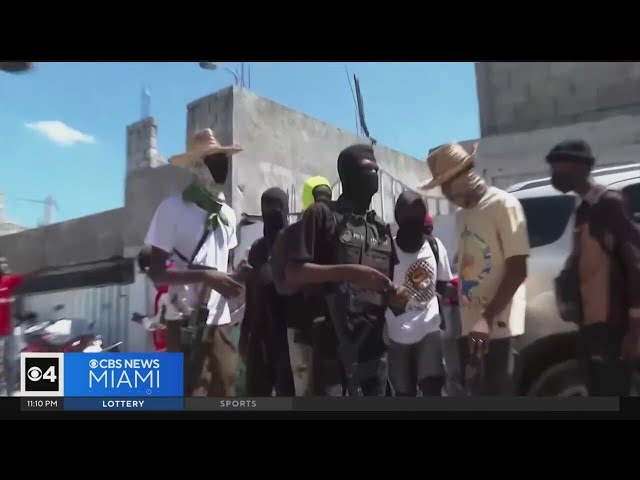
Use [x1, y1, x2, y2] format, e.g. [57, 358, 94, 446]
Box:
[385, 237, 453, 345]
[456, 187, 530, 339]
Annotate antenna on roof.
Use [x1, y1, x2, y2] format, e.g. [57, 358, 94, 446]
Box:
[344, 65, 361, 137]
[141, 85, 151, 119]
[353, 74, 376, 146]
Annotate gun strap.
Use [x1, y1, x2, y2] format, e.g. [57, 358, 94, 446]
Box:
[173, 225, 213, 266]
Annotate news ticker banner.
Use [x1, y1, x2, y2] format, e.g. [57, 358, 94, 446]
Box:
[20, 396, 620, 412]
[16, 353, 622, 412]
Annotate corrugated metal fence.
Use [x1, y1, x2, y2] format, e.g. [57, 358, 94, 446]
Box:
[23, 284, 132, 350]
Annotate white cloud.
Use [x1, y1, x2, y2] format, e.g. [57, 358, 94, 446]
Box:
[25, 120, 95, 147]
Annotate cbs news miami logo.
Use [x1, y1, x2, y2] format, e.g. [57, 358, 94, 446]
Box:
[20, 352, 183, 397]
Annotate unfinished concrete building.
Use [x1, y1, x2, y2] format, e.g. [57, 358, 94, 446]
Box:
[474, 62, 640, 187]
[0, 86, 438, 352]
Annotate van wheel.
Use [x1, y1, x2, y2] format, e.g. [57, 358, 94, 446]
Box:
[526, 359, 588, 397]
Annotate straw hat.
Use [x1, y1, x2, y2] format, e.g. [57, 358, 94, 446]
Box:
[417, 143, 478, 190]
[169, 128, 243, 168]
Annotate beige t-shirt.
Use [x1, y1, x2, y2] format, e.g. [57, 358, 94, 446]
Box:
[456, 187, 530, 339]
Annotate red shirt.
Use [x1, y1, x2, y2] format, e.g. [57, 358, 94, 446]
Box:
[152, 285, 169, 352]
[0, 275, 23, 336]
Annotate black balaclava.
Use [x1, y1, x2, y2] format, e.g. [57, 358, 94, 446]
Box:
[395, 191, 427, 254]
[203, 153, 229, 185]
[312, 185, 332, 204]
[261, 187, 289, 244]
[337, 144, 379, 213]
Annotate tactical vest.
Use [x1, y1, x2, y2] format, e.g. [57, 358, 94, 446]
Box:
[325, 205, 395, 362]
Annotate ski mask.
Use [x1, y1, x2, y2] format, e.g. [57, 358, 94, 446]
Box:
[337, 144, 379, 213]
[395, 191, 427, 253]
[261, 187, 289, 243]
[188, 153, 229, 199]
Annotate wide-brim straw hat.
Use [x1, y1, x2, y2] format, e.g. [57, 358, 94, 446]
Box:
[417, 142, 478, 190]
[169, 128, 243, 168]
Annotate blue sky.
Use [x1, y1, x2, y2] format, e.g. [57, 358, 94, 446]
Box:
[0, 62, 479, 228]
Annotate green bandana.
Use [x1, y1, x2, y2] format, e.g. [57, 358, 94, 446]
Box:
[182, 183, 229, 231]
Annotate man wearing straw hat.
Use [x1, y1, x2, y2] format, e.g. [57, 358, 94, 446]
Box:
[144, 128, 245, 397]
[418, 143, 529, 396]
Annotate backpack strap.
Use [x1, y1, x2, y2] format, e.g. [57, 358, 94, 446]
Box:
[425, 234, 440, 267]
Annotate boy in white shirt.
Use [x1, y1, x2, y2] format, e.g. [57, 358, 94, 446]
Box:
[386, 191, 453, 396]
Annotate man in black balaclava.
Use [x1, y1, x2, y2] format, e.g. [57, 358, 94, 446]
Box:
[240, 187, 295, 396]
[284, 144, 402, 396]
[386, 192, 454, 396]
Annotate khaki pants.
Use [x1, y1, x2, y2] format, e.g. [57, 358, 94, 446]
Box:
[166, 320, 238, 397]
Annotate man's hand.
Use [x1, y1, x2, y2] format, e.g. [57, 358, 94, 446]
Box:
[202, 271, 243, 298]
[622, 328, 640, 364]
[468, 318, 491, 359]
[388, 285, 410, 311]
[232, 261, 253, 284]
[345, 265, 394, 293]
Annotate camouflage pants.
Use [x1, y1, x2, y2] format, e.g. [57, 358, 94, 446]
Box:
[166, 321, 238, 397]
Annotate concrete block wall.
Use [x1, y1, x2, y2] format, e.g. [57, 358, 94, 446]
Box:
[123, 165, 191, 248]
[1, 86, 445, 273]
[477, 62, 640, 136]
[0, 208, 124, 273]
[230, 87, 439, 223]
[126, 117, 164, 175]
[186, 86, 235, 205]
[475, 114, 640, 189]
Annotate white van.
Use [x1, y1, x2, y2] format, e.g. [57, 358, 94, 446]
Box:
[508, 163, 640, 396]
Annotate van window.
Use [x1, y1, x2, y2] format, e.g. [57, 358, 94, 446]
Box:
[519, 196, 575, 248]
[622, 184, 640, 222]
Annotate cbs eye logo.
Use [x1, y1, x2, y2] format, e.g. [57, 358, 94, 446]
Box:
[23, 356, 59, 392]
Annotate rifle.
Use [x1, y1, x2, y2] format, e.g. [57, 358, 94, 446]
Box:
[325, 292, 373, 397]
[180, 265, 216, 395]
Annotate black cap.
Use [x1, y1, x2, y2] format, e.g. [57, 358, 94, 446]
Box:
[546, 139, 595, 166]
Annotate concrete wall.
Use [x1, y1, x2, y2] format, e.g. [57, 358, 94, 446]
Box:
[123, 164, 191, 249]
[229, 87, 436, 222]
[186, 87, 235, 206]
[0, 208, 124, 273]
[1, 87, 440, 271]
[126, 117, 164, 176]
[475, 114, 640, 188]
[0, 222, 25, 236]
[477, 62, 640, 137]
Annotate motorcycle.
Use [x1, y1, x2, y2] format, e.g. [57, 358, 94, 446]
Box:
[5, 305, 122, 396]
[17, 304, 122, 354]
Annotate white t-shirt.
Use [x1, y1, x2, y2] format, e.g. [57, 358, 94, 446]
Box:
[144, 194, 238, 326]
[385, 237, 453, 345]
[456, 187, 530, 339]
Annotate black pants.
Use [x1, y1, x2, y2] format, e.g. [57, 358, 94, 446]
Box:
[579, 323, 632, 396]
[246, 320, 295, 397]
[311, 320, 387, 397]
[457, 336, 514, 396]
